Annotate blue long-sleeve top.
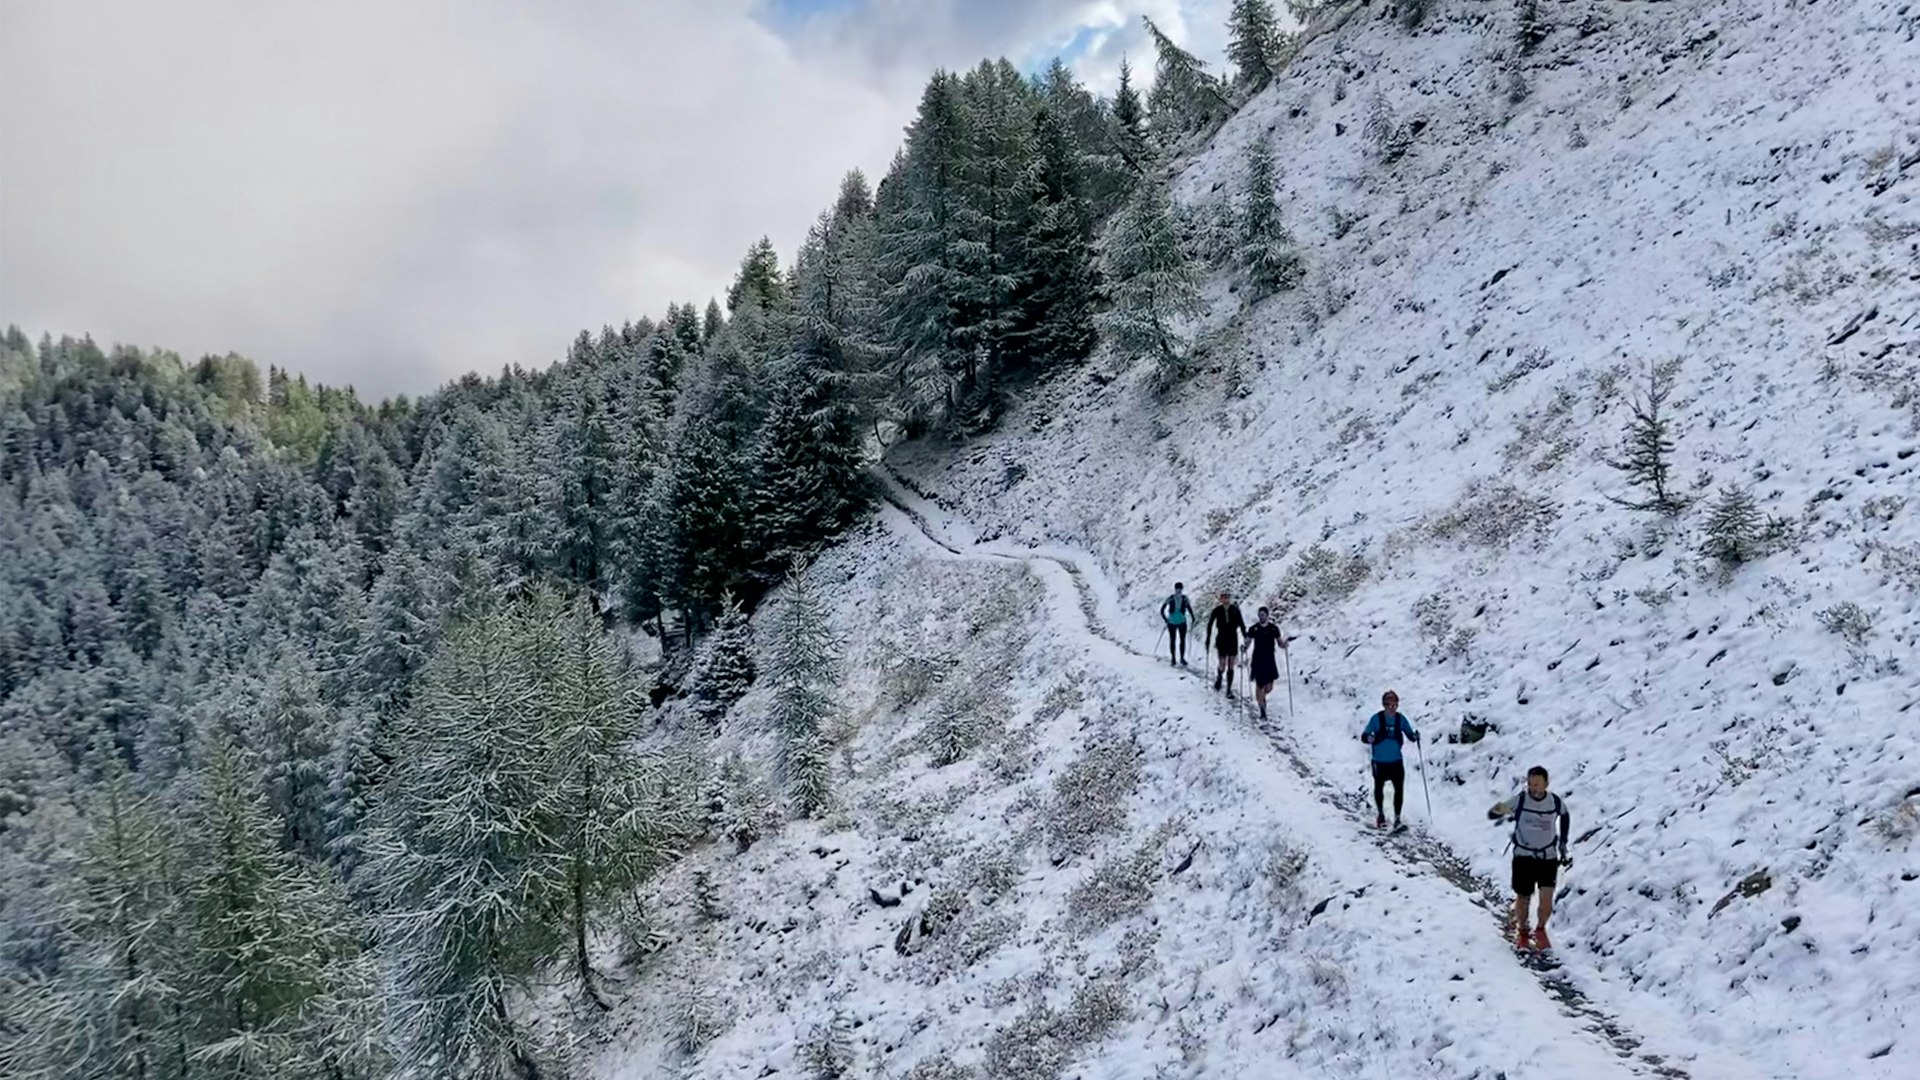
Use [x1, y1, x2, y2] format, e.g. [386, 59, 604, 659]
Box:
[1360, 710, 1420, 764]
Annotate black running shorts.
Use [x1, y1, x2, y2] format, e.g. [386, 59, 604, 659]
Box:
[1512, 855, 1559, 895]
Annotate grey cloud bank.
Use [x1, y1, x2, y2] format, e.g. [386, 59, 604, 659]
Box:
[2, 0, 1225, 400]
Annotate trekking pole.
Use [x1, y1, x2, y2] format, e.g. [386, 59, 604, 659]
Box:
[1284, 643, 1295, 722]
[1417, 739, 1435, 823]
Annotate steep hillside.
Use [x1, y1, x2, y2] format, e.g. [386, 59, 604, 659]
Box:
[870, 0, 1920, 1075]
[576, 2, 1919, 1077]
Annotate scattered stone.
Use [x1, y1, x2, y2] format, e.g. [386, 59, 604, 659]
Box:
[1709, 869, 1772, 918]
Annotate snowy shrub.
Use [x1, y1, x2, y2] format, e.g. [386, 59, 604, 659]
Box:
[1635, 586, 1674, 609]
[1710, 723, 1784, 788]
[1034, 674, 1085, 726]
[1860, 494, 1906, 524]
[1872, 799, 1920, 846]
[885, 649, 960, 706]
[1264, 836, 1313, 912]
[1364, 95, 1414, 163]
[981, 978, 1129, 1080]
[1271, 544, 1371, 614]
[1414, 593, 1451, 642]
[692, 868, 724, 922]
[672, 986, 729, 1057]
[1067, 822, 1176, 932]
[714, 753, 780, 852]
[1816, 602, 1876, 645]
[1205, 508, 1234, 538]
[1428, 479, 1558, 548]
[1306, 953, 1349, 1002]
[985, 720, 1041, 784]
[924, 675, 1013, 767]
[1395, 0, 1428, 30]
[1865, 540, 1920, 590]
[1505, 66, 1531, 105]
[1196, 555, 1263, 624]
[1486, 347, 1553, 394]
[801, 1009, 856, 1079]
[1699, 486, 1792, 573]
[1045, 733, 1144, 863]
[902, 1059, 977, 1080]
[1327, 206, 1361, 239]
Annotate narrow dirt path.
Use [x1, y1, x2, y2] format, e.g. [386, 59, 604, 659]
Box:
[873, 465, 1729, 1080]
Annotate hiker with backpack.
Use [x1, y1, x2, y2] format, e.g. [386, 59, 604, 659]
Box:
[1359, 690, 1420, 830]
[1204, 591, 1248, 698]
[1159, 582, 1195, 666]
[1488, 766, 1572, 951]
[1239, 607, 1291, 721]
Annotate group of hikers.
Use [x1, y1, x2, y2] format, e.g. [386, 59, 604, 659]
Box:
[1159, 583, 1574, 952]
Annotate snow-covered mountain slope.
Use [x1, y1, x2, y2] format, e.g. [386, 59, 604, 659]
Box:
[577, 2, 1918, 1077]
[864, 0, 1920, 1075]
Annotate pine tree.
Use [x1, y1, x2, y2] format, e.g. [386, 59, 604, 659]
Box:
[727, 237, 788, 314]
[713, 751, 777, 852]
[1007, 105, 1099, 367]
[755, 320, 870, 569]
[250, 656, 336, 860]
[1227, 0, 1285, 93]
[1238, 137, 1302, 296]
[1700, 486, 1764, 569]
[177, 730, 379, 1079]
[951, 59, 1038, 404]
[767, 565, 841, 818]
[366, 602, 560, 1078]
[5, 743, 189, 1080]
[538, 592, 687, 1009]
[1143, 17, 1231, 145]
[1607, 362, 1689, 516]
[1111, 57, 1148, 174]
[876, 73, 971, 430]
[1516, 0, 1549, 54]
[1100, 178, 1204, 386]
[691, 592, 755, 726]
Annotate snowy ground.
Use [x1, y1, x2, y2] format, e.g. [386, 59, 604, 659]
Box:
[571, 2, 1916, 1076]
[868, 0, 1920, 1076]
[583, 478, 1765, 1078]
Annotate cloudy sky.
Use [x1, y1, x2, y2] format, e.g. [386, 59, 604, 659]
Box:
[1, 0, 1229, 399]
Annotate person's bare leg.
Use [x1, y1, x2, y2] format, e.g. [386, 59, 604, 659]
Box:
[1536, 886, 1556, 930]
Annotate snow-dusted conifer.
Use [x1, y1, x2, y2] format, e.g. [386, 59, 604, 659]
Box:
[1238, 138, 1302, 296]
[767, 564, 842, 818]
[1100, 177, 1204, 385]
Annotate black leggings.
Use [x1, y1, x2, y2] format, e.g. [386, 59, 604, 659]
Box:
[1372, 761, 1406, 817]
[1167, 624, 1187, 661]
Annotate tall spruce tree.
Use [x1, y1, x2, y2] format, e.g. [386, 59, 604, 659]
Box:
[1100, 176, 1204, 385]
[1143, 17, 1232, 145]
[4, 742, 189, 1080]
[1008, 104, 1099, 366]
[876, 73, 971, 430]
[766, 565, 841, 818]
[1238, 137, 1302, 296]
[1228, 0, 1286, 93]
[366, 602, 561, 1078]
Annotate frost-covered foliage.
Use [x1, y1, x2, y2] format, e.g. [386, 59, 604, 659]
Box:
[980, 977, 1130, 1080]
[690, 592, 756, 727]
[1428, 479, 1559, 548]
[1067, 822, 1177, 931]
[714, 752, 780, 852]
[801, 1008, 857, 1079]
[1608, 360, 1690, 515]
[1269, 544, 1371, 614]
[1238, 138, 1304, 296]
[1044, 731, 1144, 862]
[1817, 601, 1876, 645]
[768, 565, 843, 817]
[1101, 177, 1206, 387]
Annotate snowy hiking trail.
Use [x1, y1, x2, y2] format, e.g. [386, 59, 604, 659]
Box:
[872, 464, 1769, 1080]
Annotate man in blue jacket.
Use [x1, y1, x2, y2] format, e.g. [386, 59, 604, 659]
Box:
[1360, 690, 1420, 830]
